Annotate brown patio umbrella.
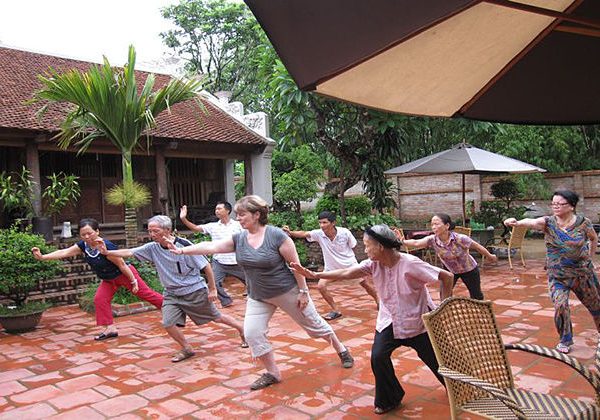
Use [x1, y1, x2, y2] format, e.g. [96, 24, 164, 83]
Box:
[384, 143, 546, 224]
[244, 0, 600, 124]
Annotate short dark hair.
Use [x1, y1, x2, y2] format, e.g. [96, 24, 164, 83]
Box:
[433, 213, 456, 230]
[79, 218, 99, 230]
[216, 201, 232, 213]
[553, 190, 579, 208]
[318, 211, 336, 222]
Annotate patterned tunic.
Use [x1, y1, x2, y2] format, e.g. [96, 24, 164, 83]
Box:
[545, 215, 595, 276]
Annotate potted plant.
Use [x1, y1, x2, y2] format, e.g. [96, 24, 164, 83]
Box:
[0, 167, 34, 227]
[0, 227, 62, 333]
[34, 172, 81, 242]
[0, 168, 80, 241]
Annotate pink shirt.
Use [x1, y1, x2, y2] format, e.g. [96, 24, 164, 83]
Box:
[359, 253, 442, 339]
[426, 232, 477, 274]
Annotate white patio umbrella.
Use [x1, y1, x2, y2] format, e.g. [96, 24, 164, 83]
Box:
[384, 143, 546, 223]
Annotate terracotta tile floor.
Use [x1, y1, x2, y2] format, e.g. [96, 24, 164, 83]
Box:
[1, 253, 598, 419]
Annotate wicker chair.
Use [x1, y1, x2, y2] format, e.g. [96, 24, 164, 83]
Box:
[483, 225, 528, 269]
[453, 226, 472, 237]
[422, 297, 600, 419]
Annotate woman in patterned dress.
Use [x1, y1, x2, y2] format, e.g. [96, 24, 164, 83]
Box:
[505, 190, 600, 353]
[399, 213, 497, 300]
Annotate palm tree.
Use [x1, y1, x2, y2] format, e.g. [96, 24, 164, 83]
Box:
[32, 45, 203, 247]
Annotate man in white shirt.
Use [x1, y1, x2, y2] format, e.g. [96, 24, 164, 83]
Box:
[180, 201, 246, 307]
[283, 211, 378, 320]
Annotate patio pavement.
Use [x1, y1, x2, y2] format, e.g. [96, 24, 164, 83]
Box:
[0, 243, 598, 419]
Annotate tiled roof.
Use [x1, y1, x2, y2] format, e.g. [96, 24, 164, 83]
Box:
[0, 46, 267, 146]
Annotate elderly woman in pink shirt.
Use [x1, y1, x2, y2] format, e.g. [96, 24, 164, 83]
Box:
[401, 213, 497, 300]
[291, 224, 453, 415]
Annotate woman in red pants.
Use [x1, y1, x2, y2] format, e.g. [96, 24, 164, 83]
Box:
[32, 218, 163, 340]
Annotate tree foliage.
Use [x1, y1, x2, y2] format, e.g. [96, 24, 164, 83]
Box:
[272, 145, 324, 215]
[161, 0, 599, 219]
[161, 0, 265, 109]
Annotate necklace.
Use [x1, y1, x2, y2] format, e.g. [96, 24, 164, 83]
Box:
[84, 243, 100, 258]
[556, 214, 576, 229]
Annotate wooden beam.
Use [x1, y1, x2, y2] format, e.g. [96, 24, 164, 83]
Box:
[25, 139, 42, 217]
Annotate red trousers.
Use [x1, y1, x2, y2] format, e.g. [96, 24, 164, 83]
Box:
[94, 265, 163, 326]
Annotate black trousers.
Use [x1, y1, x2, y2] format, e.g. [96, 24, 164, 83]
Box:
[371, 325, 444, 409]
[453, 266, 484, 300]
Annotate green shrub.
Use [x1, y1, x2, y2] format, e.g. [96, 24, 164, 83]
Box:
[268, 210, 304, 230]
[345, 213, 399, 231]
[315, 194, 373, 218]
[344, 196, 372, 217]
[473, 201, 527, 228]
[294, 241, 309, 266]
[0, 227, 62, 309]
[315, 194, 340, 215]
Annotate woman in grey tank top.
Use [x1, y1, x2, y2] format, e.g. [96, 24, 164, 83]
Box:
[169, 195, 354, 390]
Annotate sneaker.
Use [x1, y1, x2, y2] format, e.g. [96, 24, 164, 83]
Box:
[338, 349, 354, 368]
[250, 373, 280, 390]
[556, 342, 570, 354]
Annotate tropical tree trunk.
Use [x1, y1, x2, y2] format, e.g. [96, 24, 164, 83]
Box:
[122, 151, 138, 248]
[124, 207, 138, 249]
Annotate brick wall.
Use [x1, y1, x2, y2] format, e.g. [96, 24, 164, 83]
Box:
[389, 170, 600, 223]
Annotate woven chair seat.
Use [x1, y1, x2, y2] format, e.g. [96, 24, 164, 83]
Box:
[462, 389, 599, 419]
[422, 297, 600, 420]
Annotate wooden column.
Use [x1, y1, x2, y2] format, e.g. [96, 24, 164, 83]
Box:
[25, 140, 42, 217]
[154, 145, 168, 214]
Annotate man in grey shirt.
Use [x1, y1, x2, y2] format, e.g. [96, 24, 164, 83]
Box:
[96, 215, 247, 363]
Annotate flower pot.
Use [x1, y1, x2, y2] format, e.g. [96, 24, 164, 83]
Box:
[0, 309, 45, 333]
[32, 216, 54, 242]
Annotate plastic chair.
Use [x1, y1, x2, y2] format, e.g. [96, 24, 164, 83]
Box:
[484, 225, 528, 269]
[422, 297, 600, 419]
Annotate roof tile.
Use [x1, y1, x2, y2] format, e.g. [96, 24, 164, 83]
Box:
[0, 46, 266, 146]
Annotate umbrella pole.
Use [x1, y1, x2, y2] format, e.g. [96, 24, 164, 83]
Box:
[462, 174, 467, 226]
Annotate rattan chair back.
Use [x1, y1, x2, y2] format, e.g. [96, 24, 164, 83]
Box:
[453, 226, 472, 236]
[423, 298, 514, 416]
[508, 225, 527, 248]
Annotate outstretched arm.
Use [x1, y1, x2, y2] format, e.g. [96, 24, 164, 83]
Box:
[179, 205, 204, 233]
[470, 241, 497, 263]
[282, 225, 311, 240]
[32, 244, 81, 260]
[170, 237, 235, 256]
[504, 216, 546, 231]
[289, 261, 365, 281]
[95, 238, 135, 258]
[402, 237, 430, 250]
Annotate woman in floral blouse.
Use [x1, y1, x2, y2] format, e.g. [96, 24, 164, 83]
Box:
[505, 190, 599, 353]
[400, 213, 497, 300]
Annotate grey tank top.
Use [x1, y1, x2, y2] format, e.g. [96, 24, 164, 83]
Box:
[232, 225, 297, 300]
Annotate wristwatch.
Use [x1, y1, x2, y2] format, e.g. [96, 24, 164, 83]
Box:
[298, 288, 309, 294]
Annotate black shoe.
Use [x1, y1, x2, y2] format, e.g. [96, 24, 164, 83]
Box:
[94, 332, 118, 341]
[374, 403, 401, 415]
